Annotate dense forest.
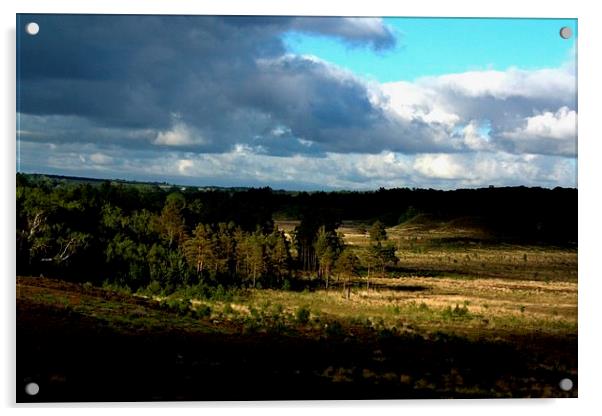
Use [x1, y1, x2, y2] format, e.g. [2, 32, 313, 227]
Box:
[16, 173, 577, 295]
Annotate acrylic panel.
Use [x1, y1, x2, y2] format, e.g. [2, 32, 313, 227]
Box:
[16, 14, 577, 402]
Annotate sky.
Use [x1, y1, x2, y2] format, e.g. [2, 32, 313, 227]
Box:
[16, 15, 577, 190]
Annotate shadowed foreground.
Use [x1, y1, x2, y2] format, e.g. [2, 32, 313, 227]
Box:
[17, 277, 577, 402]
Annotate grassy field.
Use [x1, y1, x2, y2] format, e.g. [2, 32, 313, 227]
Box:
[277, 216, 578, 282]
[232, 276, 577, 338]
[17, 217, 577, 401]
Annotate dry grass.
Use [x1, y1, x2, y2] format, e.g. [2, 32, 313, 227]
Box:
[331, 219, 576, 282]
[17, 276, 578, 399]
[239, 219, 577, 339]
[203, 274, 576, 340]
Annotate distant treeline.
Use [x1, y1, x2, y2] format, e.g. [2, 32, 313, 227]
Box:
[274, 185, 577, 243]
[16, 173, 576, 293]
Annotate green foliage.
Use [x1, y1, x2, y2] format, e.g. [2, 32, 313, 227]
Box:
[183, 223, 215, 280]
[194, 304, 212, 318]
[314, 226, 344, 288]
[296, 305, 311, 324]
[389, 305, 401, 315]
[364, 240, 399, 279]
[144, 280, 163, 296]
[171, 283, 242, 303]
[161, 297, 192, 316]
[16, 173, 576, 311]
[156, 197, 186, 248]
[325, 320, 344, 337]
[223, 303, 235, 315]
[265, 229, 292, 285]
[212, 285, 233, 302]
[101, 280, 132, 295]
[368, 220, 387, 243]
[272, 303, 284, 316]
[335, 248, 360, 278]
[442, 304, 471, 320]
[165, 192, 186, 211]
[249, 306, 260, 319]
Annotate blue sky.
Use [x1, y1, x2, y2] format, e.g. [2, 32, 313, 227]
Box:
[283, 18, 577, 82]
[17, 15, 577, 190]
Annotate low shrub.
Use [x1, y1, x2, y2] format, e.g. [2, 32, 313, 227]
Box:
[325, 320, 344, 337]
[223, 303, 235, 315]
[102, 280, 132, 295]
[161, 297, 191, 316]
[296, 305, 311, 324]
[145, 280, 163, 296]
[195, 304, 212, 318]
[442, 304, 470, 319]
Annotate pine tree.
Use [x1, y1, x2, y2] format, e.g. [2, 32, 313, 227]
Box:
[368, 220, 387, 244]
[156, 198, 186, 249]
[247, 231, 266, 288]
[314, 226, 343, 289]
[335, 248, 360, 299]
[183, 223, 214, 280]
[266, 229, 292, 286]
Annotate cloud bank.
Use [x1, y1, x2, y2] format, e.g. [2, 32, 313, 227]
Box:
[17, 15, 577, 189]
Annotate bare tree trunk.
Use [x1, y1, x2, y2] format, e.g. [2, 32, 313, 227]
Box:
[304, 246, 308, 271]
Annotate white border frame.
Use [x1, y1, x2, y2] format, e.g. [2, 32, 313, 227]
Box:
[3, 1, 600, 415]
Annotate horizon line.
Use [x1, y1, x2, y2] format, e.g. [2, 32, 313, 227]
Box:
[16, 171, 578, 193]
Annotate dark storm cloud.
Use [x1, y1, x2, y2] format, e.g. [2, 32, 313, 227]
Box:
[18, 14, 454, 156]
[18, 15, 285, 130]
[218, 16, 396, 50]
[17, 14, 577, 191]
[289, 17, 397, 50]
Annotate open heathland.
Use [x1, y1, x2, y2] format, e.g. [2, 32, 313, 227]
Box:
[16, 175, 577, 401]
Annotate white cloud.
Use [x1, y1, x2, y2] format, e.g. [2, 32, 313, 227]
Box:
[418, 67, 575, 101]
[16, 15, 578, 189]
[18, 59, 578, 190]
[413, 154, 466, 180]
[503, 107, 577, 141]
[177, 159, 194, 175]
[380, 81, 460, 126]
[378, 65, 576, 157]
[461, 121, 491, 151]
[498, 107, 577, 156]
[410, 152, 575, 187]
[154, 120, 205, 147]
[21, 136, 577, 190]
